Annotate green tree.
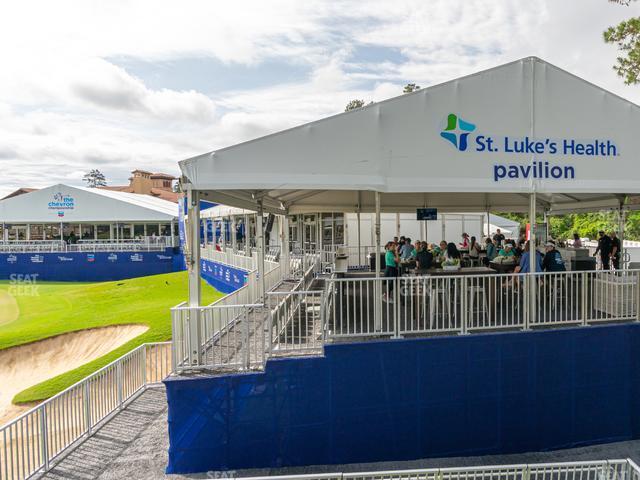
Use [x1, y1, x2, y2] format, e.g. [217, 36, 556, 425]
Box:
[82, 169, 107, 188]
[344, 99, 365, 111]
[402, 83, 420, 93]
[604, 0, 640, 84]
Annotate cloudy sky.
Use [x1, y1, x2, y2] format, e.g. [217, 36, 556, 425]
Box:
[0, 0, 638, 196]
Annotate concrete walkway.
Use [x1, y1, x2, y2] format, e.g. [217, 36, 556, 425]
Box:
[34, 386, 640, 479]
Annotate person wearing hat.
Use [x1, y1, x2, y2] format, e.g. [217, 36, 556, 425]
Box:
[593, 230, 612, 270]
[498, 243, 515, 258]
[542, 241, 566, 272]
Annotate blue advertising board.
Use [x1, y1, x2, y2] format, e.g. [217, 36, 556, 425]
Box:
[199, 258, 248, 294]
[0, 247, 184, 282]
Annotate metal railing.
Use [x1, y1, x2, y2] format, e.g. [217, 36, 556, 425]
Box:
[0, 342, 172, 480]
[238, 459, 638, 480]
[326, 270, 640, 339]
[0, 237, 176, 253]
[321, 245, 380, 271]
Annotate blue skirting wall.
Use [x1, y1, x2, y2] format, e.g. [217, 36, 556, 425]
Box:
[165, 323, 640, 474]
[0, 247, 184, 282]
[199, 258, 249, 294]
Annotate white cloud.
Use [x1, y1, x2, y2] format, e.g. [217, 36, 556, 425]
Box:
[0, 0, 638, 196]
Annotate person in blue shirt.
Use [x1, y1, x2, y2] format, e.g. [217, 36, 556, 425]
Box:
[515, 240, 543, 274]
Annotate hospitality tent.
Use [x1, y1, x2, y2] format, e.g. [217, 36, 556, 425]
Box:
[0, 184, 178, 223]
[178, 56, 640, 307]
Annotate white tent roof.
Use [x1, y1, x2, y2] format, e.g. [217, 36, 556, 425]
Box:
[180, 57, 639, 215]
[0, 184, 178, 223]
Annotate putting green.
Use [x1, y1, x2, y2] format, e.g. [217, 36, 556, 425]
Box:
[0, 271, 222, 404]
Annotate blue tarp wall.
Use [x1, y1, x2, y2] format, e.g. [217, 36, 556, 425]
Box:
[200, 258, 248, 294]
[0, 247, 184, 282]
[165, 323, 640, 473]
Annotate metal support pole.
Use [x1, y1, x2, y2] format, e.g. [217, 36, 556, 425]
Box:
[231, 215, 237, 253]
[281, 214, 290, 278]
[356, 211, 362, 267]
[395, 212, 401, 240]
[485, 210, 490, 238]
[186, 186, 202, 366]
[374, 192, 382, 330]
[527, 192, 537, 330]
[116, 362, 123, 409]
[256, 202, 266, 300]
[40, 407, 49, 470]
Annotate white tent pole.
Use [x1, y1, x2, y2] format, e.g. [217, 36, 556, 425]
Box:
[186, 186, 202, 366]
[618, 203, 625, 269]
[256, 202, 266, 300]
[374, 192, 382, 330]
[527, 192, 537, 330]
[231, 215, 237, 253]
[356, 211, 361, 267]
[281, 214, 290, 279]
[485, 211, 490, 238]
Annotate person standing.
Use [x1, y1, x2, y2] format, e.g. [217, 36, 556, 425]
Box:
[572, 233, 583, 248]
[610, 231, 622, 270]
[493, 229, 505, 247]
[383, 242, 399, 303]
[594, 230, 612, 270]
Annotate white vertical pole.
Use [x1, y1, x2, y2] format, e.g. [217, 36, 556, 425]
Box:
[281, 214, 290, 278]
[356, 211, 362, 267]
[527, 192, 537, 330]
[256, 202, 266, 300]
[26, 223, 30, 241]
[186, 186, 202, 365]
[231, 215, 237, 253]
[375, 192, 382, 330]
[485, 211, 490, 238]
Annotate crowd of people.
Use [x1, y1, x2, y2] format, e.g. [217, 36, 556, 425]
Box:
[382, 229, 571, 281]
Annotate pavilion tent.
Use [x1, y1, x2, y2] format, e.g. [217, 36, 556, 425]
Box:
[180, 56, 640, 215]
[178, 57, 640, 330]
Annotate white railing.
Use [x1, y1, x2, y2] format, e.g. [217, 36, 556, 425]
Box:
[327, 269, 640, 339]
[321, 245, 380, 270]
[202, 247, 257, 271]
[0, 342, 172, 480]
[0, 237, 176, 254]
[238, 459, 637, 480]
[172, 303, 267, 371]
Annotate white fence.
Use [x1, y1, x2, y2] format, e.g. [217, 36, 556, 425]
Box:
[239, 459, 638, 480]
[0, 237, 175, 253]
[0, 342, 172, 480]
[328, 270, 640, 339]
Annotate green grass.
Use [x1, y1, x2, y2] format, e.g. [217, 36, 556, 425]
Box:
[0, 272, 222, 404]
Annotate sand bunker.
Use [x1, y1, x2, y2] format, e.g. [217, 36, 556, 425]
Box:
[0, 324, 148, 424]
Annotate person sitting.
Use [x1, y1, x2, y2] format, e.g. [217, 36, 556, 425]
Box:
[572, 233, 582, 248]
[498, 243, 515, 258]
[483, 237, 497, 266]
[437, 240, 448, 262]
[515, 241, 543, 274]
[416, 241, 433, 270]
[443, 242, 461, 265]
[542, 241, 566, 272]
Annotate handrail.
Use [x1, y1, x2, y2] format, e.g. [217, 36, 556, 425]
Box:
[0, 341, 173, 480]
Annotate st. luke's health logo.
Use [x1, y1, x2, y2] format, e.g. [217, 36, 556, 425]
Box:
[440, 113, 476, 151]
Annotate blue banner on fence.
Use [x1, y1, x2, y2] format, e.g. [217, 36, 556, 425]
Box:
[0, 247, 184, 282]
[199, 258, 248, 294]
